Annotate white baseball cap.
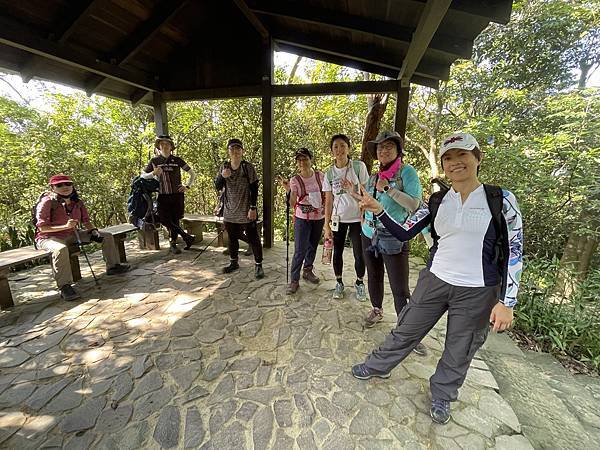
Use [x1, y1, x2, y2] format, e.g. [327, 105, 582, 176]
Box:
[439, 132, 480, 158]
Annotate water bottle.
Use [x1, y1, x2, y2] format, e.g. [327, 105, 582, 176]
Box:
[322, 238, 333, 265]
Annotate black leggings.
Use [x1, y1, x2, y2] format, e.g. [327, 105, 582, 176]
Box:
[157, 193, 186, 242]
[361, 233, 410, 315]
[333, 222, 365, 280]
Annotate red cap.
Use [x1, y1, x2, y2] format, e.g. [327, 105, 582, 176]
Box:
[49, 174, 72, 185]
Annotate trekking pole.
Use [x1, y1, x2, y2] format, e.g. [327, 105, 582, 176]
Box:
[72, 226, 100, 286]
[285, 191, 290, 284]
[191, 228, 225, 264]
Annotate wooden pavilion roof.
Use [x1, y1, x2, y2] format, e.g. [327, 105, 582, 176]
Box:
[0, 0, 512, 104]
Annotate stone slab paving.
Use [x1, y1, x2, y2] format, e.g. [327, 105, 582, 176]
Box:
[0, 237, 533, 449]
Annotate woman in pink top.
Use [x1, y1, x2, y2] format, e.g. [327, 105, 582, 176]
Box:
[280, 148, 325, 294]
[35, 174, 129, 301]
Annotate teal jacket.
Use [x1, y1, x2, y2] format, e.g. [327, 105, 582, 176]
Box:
[361, 164, 422, 239]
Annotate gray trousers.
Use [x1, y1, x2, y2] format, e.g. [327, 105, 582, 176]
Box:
[365, 268, 499, 401]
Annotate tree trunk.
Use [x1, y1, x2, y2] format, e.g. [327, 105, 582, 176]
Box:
[554, 208, 599, 298]
[360, 93, 388, 172]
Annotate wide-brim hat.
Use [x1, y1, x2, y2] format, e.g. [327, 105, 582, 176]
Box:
[438, 132, 479, 159]
[49, 174, 72, 185]
[155, 135, 175, 149]
[367, 130, 404, 155]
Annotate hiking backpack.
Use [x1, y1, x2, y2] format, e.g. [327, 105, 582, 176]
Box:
[292, 171, 325, 219]
[215, 161, 250, 217]
[326, 159, 363, 194]
[127, 176, 160, 228]
[31, 192, 61, 249]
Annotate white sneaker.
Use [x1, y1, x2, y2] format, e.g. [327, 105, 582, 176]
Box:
[332, 282, 345, 299]
[354, 282, 368, 302]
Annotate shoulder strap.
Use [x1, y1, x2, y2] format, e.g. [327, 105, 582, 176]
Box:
[483, 184, 503, 228]
[428, 188, 449, 242]
[293, 175, 307, 200]
[352, 159, 362, 178]
[326, 166, 334, 184]
[315, 171, 323, 191]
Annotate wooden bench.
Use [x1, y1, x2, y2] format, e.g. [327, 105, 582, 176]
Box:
[181, 215, 263, 248]
[0, 245, 81, 309]
[98, 223, 140, 262]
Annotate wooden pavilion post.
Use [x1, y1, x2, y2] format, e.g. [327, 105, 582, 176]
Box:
[394, 85, 410, 139]
[153, 92, 169, 136]
[261, 39, 274, 248]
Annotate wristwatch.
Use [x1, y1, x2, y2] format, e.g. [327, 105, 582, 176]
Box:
[383, 185, 391, 192]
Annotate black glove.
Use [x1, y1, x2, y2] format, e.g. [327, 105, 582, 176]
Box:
[90, 229, 104, 243]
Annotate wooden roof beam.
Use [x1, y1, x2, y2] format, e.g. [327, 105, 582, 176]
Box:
[275, 42, 439, 89]
[272, 28, 449, 81]
[86, 0, 189, 96]
[130, 89, 151, 107]
[0, 17, 159, 92]
[233, 0, 270, 42]
[250, 0, 472, 58]
[20, 0, 100, 83]
[398, 0, 452, 86]
[443, 0, 512, 24]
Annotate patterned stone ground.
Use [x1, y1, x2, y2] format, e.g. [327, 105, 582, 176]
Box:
[0, 237, 534, 449]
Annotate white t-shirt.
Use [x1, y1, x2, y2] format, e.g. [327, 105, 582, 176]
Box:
[322, 160, 370, 223]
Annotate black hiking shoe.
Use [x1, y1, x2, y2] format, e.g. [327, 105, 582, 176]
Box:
[351, 363, 391, 380]
[413, 342, 428, 356]
[183, 234, 196, 250]
[223, 261, 239, 274]
[60, 284, 81, 302]
[170, 242, 181, 255]
[107, 264, 130, 276]
[255, 264, 265, 279]
[430, 399, 451, 424]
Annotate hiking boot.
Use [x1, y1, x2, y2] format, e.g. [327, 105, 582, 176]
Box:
[302, 267, 320, 284]
[286, 281, 299, 295]
[183, 234, 196, 250]
[354, 282, 367, 302]
[364, 308, 383, 327]
[351, 363, 391, 380]
[255, 264, 265, 279]
[106, 264, 130, 275]
[430, 399, 451, 425]
[413, 342, 428, 356]
[169, 242, 181, 255]
[60, 284, 80, 302]
[332, 281, 345, 299]
[223, 261, 239, 274]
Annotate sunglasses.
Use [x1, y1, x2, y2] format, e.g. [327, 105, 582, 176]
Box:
[54, 182, 73, 188]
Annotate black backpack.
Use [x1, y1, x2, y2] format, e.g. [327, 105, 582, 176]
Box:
[127, 176, 160, 227]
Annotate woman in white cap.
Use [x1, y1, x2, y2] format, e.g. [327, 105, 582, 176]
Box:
[351, 132, 523, 426]
[141, 135, 196, 254]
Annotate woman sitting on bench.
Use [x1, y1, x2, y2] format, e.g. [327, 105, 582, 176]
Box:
[35, 174, 130, 301]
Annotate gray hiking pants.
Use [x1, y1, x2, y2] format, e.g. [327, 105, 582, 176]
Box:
[365, 268, 499, 401]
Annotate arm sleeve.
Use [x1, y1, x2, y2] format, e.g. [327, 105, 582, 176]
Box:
[399, 165, 423, 200]
[184, 167, 197, 187]
[248, 163, 259, 206]
[500, 190, 524, 308]
[177, 157, 190, 171]
[36, 197, 53, 227]
[387, 188, 420, 212]
[375, 202, 432, 241]
[215, 165, 225, 191]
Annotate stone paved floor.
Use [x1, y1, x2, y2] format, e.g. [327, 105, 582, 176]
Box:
[0, 237, 534, 449]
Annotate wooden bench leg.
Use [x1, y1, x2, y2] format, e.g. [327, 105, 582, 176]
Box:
[117, 238, 127, 263]
[70, 251, 82, 282]
[182, 222, 203, 243]
[0, 268, 14, 309]
[218, 224, 228, 248]
[137, 228, 160, 250]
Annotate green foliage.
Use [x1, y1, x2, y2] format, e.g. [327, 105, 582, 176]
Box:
[515, 259, 600, 372]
